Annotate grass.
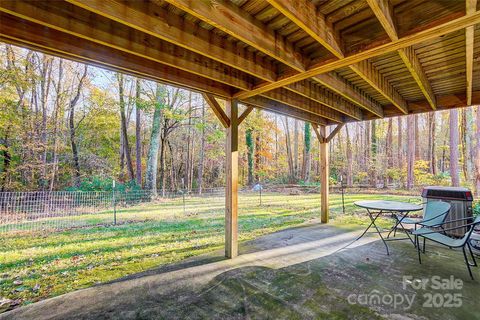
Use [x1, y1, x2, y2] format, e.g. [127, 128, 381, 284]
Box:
[0, 192, 417, 309]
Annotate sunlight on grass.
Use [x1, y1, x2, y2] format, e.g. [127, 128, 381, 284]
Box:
[0, 192, 415, 307]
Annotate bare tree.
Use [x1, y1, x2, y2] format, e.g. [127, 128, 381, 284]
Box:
[67, 65, 88, 187]
[406, 115, 415, 189]
[450, 109, 460, 187]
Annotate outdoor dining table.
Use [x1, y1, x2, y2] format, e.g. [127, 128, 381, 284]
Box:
[354, 200, 423, 255]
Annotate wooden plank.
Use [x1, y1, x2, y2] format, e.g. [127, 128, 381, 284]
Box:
[267, 0, 387, 119]
[162, 0, 306, 72]
[365, 0, 436, 110]
[311, 123, 325, 143]
[66, 0, 278, 82]
[238, 106, 254, 125]
[203, 94, 230, 128]
[326, 124, 345, 143]
[234, 11, 480, 99]
[366, 0, 398, 40]
[319, 125, 329, 223]
[466, 0, 477, 105]
[350, 61, 409, 114]
[313, 73, 384, 117]
[0, 0, 253, 91]
[244, 96, 328, 125]
[398, 47, 437, 109]
[266, 0, 344, 58]
[261, 88, 345, 123]
[285, 81, 363, 120]
[0, 14, 232, 97]
[225, 99, 239, 258]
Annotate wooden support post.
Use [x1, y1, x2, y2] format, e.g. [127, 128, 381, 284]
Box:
[319, 125, 329, 223]
[225, 99, 239, 258]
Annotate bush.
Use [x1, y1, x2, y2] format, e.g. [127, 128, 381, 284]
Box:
[65, 176, 142, 192]
[473, 201, 480, 217]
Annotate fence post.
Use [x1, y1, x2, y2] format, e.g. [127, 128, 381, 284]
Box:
[112, 180, 117, 225]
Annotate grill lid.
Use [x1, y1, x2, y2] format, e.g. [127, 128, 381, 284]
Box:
[422, 186, 473, 201]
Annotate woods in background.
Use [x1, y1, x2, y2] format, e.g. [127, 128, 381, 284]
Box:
[1, 45, 480, 195]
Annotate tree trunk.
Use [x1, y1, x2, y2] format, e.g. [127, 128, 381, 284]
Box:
[145, 84, 163, 194]
[386, 118, 393, 186]
[460, 108, 468, 181]
[284, 118, 295, 182]
[450, 109, 460, 187]
[414, 114, 420, 160]
[118, 74, 135, 181]
[50, 59, 63, 191]
[302, 122, 311, 182]
[197, 100, 205, 194]
[68, 65, 88, 187]
[246, 128, 254, 185]
[370, 120, 377, 186]
[428, 113, 437, 175]
[135, 79, 142, 186]
[397, 117, 403, 168]
[345, 124, 353, 187]
[475, 107, 480, 196]
[406, 114, 415, 190]
[293, 119, 299, 180]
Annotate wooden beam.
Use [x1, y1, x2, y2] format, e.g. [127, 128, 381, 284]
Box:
[313, 73, 384, 118]
[261, 88, 345, 123]
[319, 125, 329, 223]
[285, 81, 363, 120]
[311, 123, 325, 143]
[366, 0, 398, 41]
[203, 94, 230, 128]
[350, 61, 409, 114]
[244, 96, 327, 125]
[398, 47, 436, 109]
[366, 0, 436, 110]
[266, 0, 344, 58]
[66, 0, 278, 82]
[0, 0, 252, 91]
[0, 13, 232, 97]
[234, 11, 480, 99]
[267, 0, 388, 119]
[162, 0, 307, 72]
[225, 99, 239, 258]
[326, 124, 345, 143]
[466, 0, 477, 105]
[238, 106, 254, 125]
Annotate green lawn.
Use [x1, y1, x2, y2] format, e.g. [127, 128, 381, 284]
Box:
[0, 193, 417, 309]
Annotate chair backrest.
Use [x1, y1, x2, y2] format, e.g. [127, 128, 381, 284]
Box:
[423, 201, 451, 225]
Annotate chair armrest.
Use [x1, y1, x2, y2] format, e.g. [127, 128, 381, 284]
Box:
[416, 222, 478, 236]
[415, 211, 449, 226]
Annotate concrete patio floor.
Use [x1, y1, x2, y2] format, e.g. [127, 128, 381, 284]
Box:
[1, 222, 479, 320]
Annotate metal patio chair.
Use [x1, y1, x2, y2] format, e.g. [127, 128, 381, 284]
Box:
[412, 215, 480, 280]
[401, 201, 451, 252]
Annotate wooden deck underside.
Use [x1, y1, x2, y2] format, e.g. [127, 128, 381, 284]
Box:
[0, 0, 479, 124]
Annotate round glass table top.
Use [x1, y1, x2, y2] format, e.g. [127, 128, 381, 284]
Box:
[354, 200, 422, 212]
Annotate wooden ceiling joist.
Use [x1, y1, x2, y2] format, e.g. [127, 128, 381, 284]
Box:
[0, 13, 232, 97]
[0, 0, 253, 91]
[1, 0, 479, 126]
[161, 0, 306, 72]
[234, 11, 480, 99]
[245, 96, 327, 125]
[366, 0, 437, 110]
[466, 0, 478, 106]
[261, 88, 345, 123]
[65, 0, 278, 82]
[267, 0, 391, 117]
